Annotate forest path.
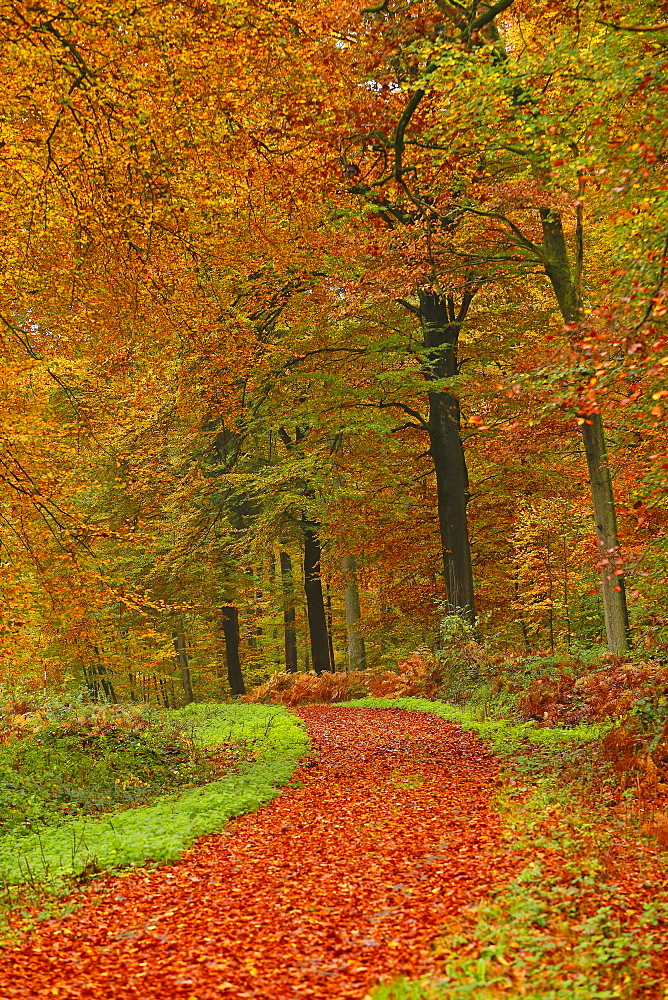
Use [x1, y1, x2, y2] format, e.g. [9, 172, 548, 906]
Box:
[0, 706, 520, 999]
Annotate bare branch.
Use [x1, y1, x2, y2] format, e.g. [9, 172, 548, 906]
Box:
[457, 207, 546, 261]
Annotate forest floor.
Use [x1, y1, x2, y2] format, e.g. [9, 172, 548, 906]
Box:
[0, 706, 520, 999]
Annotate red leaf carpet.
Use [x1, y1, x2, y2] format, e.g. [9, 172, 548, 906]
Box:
[0, 707, 519, 999]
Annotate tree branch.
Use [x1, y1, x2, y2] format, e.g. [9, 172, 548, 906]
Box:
[397, 297, 421, 316]
[391, 421, 428, 433]
[634, 227, 668, 330]
[395, 87, 426, 182]
[457, 207, 546, 261]
[597, 19, 668, 32]
[277, 427, 294, 451]
[361, 0, 390, 14]
[355, 400, 430, 430]
[470, 0, 516, 32]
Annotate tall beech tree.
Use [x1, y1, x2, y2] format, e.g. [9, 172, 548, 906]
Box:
[172, 634, 195, 705]
[539, 211, 631, 653]
[419, 289, 478, 624]
[221, 607, 246, 697]
[280, 551, 299, 673]
[417, 0, 636, 652]
[275, 427, 333, 675]
[303, 523, 333, 676]
[342, 554, 366, 670]
[327, 0, 639, 650]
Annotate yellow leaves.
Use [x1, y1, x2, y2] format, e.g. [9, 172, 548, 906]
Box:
[8, 713, 31, 729]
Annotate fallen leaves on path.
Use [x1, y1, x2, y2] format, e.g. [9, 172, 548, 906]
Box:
[0, 707, 520, 999]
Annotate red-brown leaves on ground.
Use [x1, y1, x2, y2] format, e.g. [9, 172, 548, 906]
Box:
[517, 659, 668, 835]
[0, 707, 520, 999]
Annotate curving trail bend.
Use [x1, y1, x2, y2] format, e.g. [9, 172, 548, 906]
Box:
[0, 707, 520, 999]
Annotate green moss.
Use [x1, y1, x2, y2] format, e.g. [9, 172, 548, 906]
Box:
[0, 702, 308, 894]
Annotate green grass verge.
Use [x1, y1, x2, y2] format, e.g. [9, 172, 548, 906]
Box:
[0, 702, 308, 896]
[338, 697, 668, 1000]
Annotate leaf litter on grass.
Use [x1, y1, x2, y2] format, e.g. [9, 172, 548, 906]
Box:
[0, 706, 521, 999]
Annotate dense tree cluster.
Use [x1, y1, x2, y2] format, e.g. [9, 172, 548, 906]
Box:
[1, 0, 667, 699]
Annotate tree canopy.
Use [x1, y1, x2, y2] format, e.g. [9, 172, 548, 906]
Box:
[1, 0, 667, 699]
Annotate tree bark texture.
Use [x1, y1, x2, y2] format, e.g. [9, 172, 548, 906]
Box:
[221, 606, 246, 696]
[268, 550, 282, 668]
[325, 581, 336, 671]
[279, 551, 298, 673]
[92, 646, 117, 703]
[540, 209, 631, 653]
[172, 633, 194, 705]
[342, 553, 367, 670]
[303, 526, 332, 676]
[419, 290, 476, 625]
[580, 413, 631, 652]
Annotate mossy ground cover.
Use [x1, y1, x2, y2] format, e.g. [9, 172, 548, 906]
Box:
[0, 699, 308, 937]
[337, 698, 668, 1000]
[0, 701, 218, 837]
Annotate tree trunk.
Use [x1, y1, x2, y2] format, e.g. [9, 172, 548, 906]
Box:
[513, 572, 533, 653]
[93, 646, 117, 703]
[419, 290, 477, 625]
[81, 661, 98, 701]
[428, 387, 476, 624]
[246, 568, 262, 650]
[303, 526, 332, 676]
[222, 605, 246, 696]
[158, 675, 171, 708]
[342, 554, 366, 670]
[540, 209, 631, 653]
[172, 633, 194, 704]
[580, 413, 631, 652]
[325, 580, 336, 671]
[268, 550, 282, 668]
[279, 551, 298, 673]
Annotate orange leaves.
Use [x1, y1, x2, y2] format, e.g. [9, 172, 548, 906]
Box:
[245, 649, 449, 705]
[0, 707, 517, 999]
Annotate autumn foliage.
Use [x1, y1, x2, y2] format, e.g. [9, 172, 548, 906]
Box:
[0, 0, 665, 703]
[0, 708, 518, 999]
[3, 4, 668, 998]
[244, 648, 443, 705]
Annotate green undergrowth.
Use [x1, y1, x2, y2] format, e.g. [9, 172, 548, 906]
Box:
[340, 698, 668, 999]
[0, 702, 308, 912]
[0, 702, 214, 837]
[371, 788, 668, 999]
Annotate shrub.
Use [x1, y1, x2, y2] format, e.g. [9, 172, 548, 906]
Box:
[244, 670, 369, 706]
[517, 658, 668, 725]
[244, 647, 451, 707]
